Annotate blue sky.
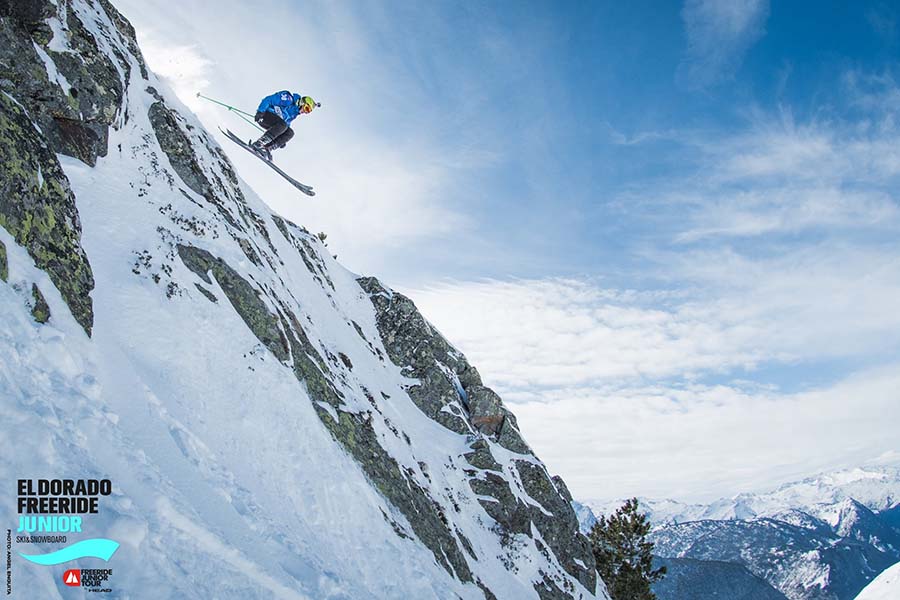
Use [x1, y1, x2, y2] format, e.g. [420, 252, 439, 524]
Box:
[117, 0, 900, 502]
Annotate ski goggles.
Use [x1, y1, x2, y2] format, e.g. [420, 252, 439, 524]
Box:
[297, 96, 318, 113]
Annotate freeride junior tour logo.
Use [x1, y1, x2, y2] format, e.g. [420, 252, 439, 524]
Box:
[61, 568, 113, 589]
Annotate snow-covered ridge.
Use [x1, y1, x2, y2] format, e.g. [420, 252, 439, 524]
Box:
[854, 561, 900, 600]
[0, 1, 601, 598]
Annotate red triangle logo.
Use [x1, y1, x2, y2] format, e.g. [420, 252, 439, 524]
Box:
[63, 569, 80, 586]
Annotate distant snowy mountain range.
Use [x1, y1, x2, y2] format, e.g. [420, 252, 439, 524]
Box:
[579, 464, 900, 600]
[584, 465, 900, 526]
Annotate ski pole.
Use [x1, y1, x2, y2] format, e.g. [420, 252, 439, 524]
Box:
[196, 92, 264, 131]
[196, 92, 255, 117]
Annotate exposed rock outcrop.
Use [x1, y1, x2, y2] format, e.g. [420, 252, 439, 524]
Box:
[0, 239, 7, 281]
[30, 282, 50, 323]
[357, 276, 531, 453]
[358, 276, 597, 596]
[0, 91, 94, 333]
[0, 0, 126, 166]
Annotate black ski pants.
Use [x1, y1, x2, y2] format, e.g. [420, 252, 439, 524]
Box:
[255, 111, 295, 149]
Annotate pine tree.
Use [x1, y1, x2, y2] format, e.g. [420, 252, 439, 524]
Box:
[589, 498, 666, 600]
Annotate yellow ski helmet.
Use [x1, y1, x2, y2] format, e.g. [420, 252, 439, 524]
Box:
[298, 96, 319, 113]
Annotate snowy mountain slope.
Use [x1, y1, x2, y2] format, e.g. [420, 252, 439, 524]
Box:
[854, 561, 900, 600]
[652, 557, 789, 600]
[0, 1, 602, 599]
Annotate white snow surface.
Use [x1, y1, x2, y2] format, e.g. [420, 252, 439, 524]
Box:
[46, 0, 74, 53]
[854, 561, 900, 600]
[32, 41, 72, 94]
[0, 2, 603, 599]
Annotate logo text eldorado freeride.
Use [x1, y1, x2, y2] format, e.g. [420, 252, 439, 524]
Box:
[12, 479, 118, 594]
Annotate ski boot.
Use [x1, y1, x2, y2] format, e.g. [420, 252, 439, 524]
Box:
[251, 140, 272, 162]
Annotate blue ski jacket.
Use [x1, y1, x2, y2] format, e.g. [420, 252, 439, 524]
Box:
[257, 91, 303, 125]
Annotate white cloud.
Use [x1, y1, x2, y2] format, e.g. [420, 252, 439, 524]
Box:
[662, 244, 900, 358]
[408, 246, 900, 390]
[405, 243, 900, 501]
[678, 0, 770, 88]
[510, 367, 900, 502]
[712, 111, 900, 185]
[410, 278, 761, 388]
[598, 85, 900, 253]
[845, 70, 900, 128]
[675, 187, 899, 240]
[641, 95, 900, 242]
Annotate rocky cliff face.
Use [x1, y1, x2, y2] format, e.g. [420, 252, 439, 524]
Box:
[0, 1, 601, 599]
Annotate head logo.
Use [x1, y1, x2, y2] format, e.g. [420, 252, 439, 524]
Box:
[63, 569, 81, 586]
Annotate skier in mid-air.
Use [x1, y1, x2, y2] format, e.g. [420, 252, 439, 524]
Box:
[251, 90, 319, 160]
[215, 89, 319, 195]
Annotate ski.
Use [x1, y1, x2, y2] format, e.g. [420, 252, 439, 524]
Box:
[219, 128, 315, 196]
